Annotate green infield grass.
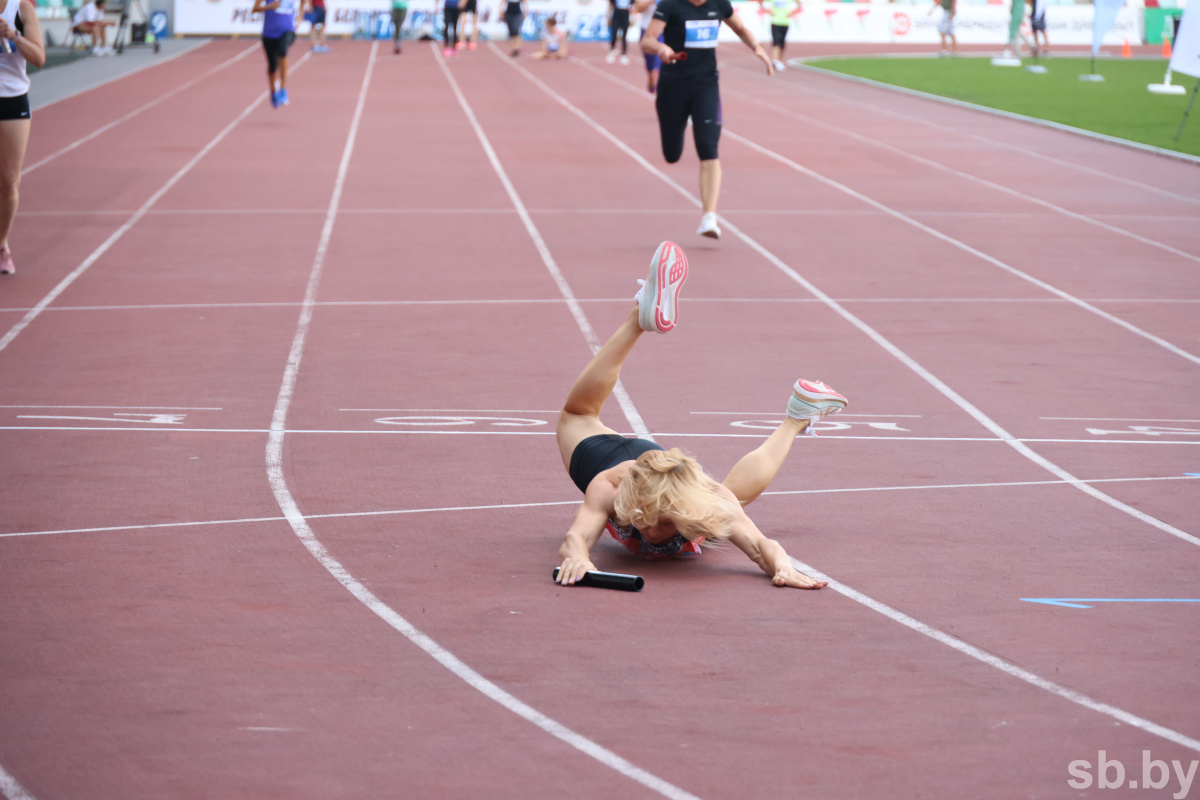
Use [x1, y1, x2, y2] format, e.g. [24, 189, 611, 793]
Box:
[805, 56, 1200, 158]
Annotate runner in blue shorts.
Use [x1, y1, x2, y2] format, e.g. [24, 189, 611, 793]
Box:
[252, 0, 301, 108]
[634, 0, 661, 92]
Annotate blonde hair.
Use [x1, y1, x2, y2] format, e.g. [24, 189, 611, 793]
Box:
[614, 448, 740, 544]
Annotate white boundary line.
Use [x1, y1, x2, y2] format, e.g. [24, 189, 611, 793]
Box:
[1, 296, 1197, 315]
[0, 51, 314, 356]
[789, 556, 1200, 755]
[4, 425, 1200, 445]
[493, 47, 1200, 745]
[4, 475, 1196, 541]
[30, 38, 212, 112]
[23, 43, 260, 176]
[261, 41, 696, 800]
[0, 764, 35, 800]
[731, 89, 1200, 266]
[574, 57, 1200, 368]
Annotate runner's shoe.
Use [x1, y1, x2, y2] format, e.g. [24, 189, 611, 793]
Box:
[278, 88, 289, 106]
[787, 379, 847, 432]
[468, 41, 477, 50]
[270, 89, 280, 108]
[606, 49, 617, 64]
[442, 47, 454, 57]
[620, 54, 629, 65]
[634, 241, 688, 333]
[697, 212, 720, 239]
[0, 245, 14, 275]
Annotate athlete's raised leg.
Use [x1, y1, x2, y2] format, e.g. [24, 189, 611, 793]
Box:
[722, 379, 847, 505]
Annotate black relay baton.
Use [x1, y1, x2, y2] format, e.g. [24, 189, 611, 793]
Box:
[552, 568, 644, 592]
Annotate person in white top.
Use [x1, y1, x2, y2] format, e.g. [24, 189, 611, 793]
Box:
[72, 0, 113, 55]
[0, 0, 44, 276]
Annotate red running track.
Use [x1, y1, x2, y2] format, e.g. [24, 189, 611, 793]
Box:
[1, 38, 1198, 799]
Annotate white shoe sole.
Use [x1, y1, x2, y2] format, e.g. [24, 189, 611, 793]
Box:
[638, 241, 688, 333]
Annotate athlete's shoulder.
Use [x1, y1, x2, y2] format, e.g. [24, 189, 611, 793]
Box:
[716, 0, 734, 18]
[652, 0, 678, 19]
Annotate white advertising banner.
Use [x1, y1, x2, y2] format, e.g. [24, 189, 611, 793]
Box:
[1169, 2, 1200, 78]
[174, 0, 1143, 46]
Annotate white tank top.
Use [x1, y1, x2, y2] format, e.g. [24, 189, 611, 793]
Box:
[0, 0, 29, 98]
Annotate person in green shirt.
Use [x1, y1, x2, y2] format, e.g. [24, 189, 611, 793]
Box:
[391, 0, 408, 54]
[757, 0, 800, 72]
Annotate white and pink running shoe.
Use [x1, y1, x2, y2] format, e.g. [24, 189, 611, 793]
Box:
[0, 245, 14, 275]
[634, 240, 688, 333]
[787, 378, 847, 430]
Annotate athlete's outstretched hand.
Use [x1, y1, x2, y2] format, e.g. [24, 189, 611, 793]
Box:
[556, 556, 597, 586]
[756, 44, 775, 76]
[772, 564, 827, 589]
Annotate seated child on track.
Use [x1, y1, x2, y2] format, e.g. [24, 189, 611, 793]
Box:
[531, 16, 568, 60]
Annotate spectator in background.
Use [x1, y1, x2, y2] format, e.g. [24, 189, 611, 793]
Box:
[932, 0, 957, 56]
[757, 0, 800, 72]
[71, 0, 113, 56]
[442, 0, 461, 57]
[634, 0, 660, 92]
[1028, 0, 1048, 56]
[531, 15, 568, 60]
[458, 0, 479, 50]
[504, 0, 525, 57]
[606, 0, 632, 65]
[391, 0, 408, 53]
[306, 0, 329, 53]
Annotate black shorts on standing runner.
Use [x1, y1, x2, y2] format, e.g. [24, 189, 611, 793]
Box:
[652, 0, 730, 165]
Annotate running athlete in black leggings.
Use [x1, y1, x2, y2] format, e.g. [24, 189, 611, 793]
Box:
[442, 0, 461, 57]
[641, 0, 772, 239]
[606, 0, 633, 64]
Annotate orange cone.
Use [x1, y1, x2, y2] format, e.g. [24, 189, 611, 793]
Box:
[1121, 38, 1132, 58]
[1164, 37, 1173, 58]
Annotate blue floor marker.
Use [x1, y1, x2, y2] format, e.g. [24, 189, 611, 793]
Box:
[1022, 598, 1200, 609]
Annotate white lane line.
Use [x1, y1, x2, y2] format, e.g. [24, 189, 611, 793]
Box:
[0, 763, 35, 800]
[691, 411, 923, 417]
[339, 407, 562, 412]
[435, 47, 651, 441]
[23, 43, 260, 176]
[510, 53, 1200, 546]
[791, 556, 1200, 755]
[3, 297, 1197, 315]
[734, 90, 1200, 266]
[574, 57, 1200, 368]
[4, 426, 1200, 446]
[1042, 417, 1200, 423]
[0, 405, 221, 410]
[5, 476, 1194, 541]
[261, 41, 697, 800]
[0, 51, 314, 356]
[724, 129, 1200, 367]
[728, 57, 1200, 206]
